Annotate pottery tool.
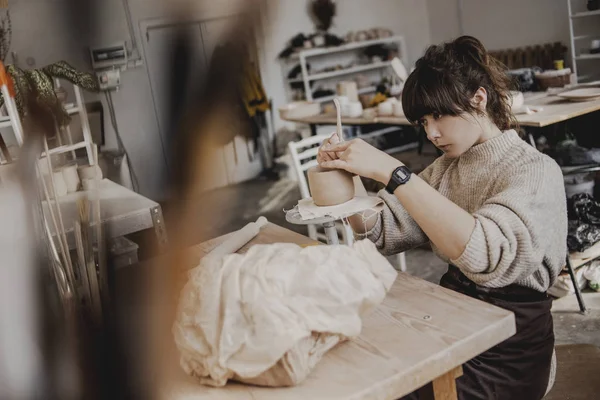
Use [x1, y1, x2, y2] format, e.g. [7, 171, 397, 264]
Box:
[333, 97, 344, 142]
[39, 169, 72, 284]
[74, 221, 92, 310]
[39, 149, 75, 290]
[43, 214, 71, 299]
[91, 144, 108, 310]
[77, 197, 102, 323]
[205, 216, 269, 262]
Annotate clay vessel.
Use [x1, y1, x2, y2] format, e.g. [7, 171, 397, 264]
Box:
[307, 166, 354, 206]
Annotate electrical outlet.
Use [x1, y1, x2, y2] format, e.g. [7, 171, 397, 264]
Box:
[97, 69, 121, 91]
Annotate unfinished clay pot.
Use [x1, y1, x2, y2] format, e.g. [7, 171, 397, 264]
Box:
[307, 166, 354, 206]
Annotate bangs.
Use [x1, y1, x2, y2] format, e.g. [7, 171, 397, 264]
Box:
[402, 66, 468, 125]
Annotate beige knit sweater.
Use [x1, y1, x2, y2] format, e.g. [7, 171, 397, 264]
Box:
[358, 129, 568, 292]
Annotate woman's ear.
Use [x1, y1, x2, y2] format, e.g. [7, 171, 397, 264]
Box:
[471, 87, 488, 112]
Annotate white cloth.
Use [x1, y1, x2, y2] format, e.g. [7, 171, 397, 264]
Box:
[173, 240, 397, 387]
[296, 195, 384, 221]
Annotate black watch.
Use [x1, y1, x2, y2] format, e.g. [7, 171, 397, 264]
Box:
[385, 165, 412, 194]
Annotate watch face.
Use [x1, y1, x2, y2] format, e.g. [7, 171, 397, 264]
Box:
[395, 168, 409, 181]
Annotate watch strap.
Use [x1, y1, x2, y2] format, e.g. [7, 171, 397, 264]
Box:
[385, 165, 412, 194]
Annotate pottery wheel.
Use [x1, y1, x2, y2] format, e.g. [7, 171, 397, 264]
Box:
[285, 196, 384, 245]
[285, 207, 340, 245]
[285, 207, 336, 226]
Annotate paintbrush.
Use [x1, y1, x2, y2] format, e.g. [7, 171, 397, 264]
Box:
[77, 197, 102, 324]
[74, 221, 92, 311]
[42, 138, 75, 287]
[91, 144, 108, 310]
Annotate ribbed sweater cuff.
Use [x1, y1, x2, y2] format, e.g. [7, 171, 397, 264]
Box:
[354, 213, 383, 242]
[450, 219, 488, 273]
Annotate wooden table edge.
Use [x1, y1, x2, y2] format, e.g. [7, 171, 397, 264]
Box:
[347, 311, 515, 400]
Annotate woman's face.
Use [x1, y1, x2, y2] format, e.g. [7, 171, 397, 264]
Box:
[419, 112, 483, 158]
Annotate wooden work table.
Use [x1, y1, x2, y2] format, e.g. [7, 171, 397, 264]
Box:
[283, 92, 600, 129]
[118, 223, 516, 399]
[43, 178, 167, 250]
[518, 92, 600, 127]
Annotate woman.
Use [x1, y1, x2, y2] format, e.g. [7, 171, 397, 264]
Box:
[317, 36, 567, 400]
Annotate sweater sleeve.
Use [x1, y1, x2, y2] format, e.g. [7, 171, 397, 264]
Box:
[355, 162, 437, 255]
[450, 158, 568, 288]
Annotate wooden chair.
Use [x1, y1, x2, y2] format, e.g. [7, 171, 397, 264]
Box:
[544, 344, 600, 400]
[287, 135, 407, 272]
[288, 134, 354, 245]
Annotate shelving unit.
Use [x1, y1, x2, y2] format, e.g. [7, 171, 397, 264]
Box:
[280, 35, 417, 158]
[282, 35, 407, 103]
[575, 53, 600, 60]
[288, 36, 404, 59]
[571, 9, 600, 17]
[0, 81, 96, 165]
[305, 61, 392, 81]
[312, 85, 377, 104]
[567, 0, 600, 82]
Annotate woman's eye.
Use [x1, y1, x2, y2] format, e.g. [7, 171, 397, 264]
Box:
[433, 113, 442, 120]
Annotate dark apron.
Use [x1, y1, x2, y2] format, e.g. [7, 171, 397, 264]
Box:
[401, 265, 555, 400]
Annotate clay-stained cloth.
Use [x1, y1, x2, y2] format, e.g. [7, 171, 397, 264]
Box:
[173, 240, 397, 387]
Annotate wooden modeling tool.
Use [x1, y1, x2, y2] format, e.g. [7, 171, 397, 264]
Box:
[307, 96, 354, 207]
[333, 97, 344, 142]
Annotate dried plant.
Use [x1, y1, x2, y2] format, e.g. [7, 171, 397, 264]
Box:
[0, 61, 99, 127]
[0, 10, 11, 62]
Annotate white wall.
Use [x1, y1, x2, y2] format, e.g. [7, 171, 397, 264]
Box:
[5, 0, 432, 199]
[426, 0, 571, 51]
[4, 0, 244, 199]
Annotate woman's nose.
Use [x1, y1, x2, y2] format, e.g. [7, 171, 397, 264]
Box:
[426, 126, 441, 142]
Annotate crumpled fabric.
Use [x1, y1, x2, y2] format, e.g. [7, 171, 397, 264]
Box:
[173, 239, 397, 387]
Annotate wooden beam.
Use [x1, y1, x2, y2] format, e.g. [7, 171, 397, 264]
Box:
[417, 366, 463, 400]
[0, 133, 11, 163]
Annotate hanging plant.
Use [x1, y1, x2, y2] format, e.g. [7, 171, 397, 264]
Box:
[0, 60, 99, 127]
[0, 10, 11, 62]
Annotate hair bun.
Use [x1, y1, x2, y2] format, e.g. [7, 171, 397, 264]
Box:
[453, 35, 488, 65]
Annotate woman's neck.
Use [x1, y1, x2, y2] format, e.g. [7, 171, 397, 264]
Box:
[475, 119, 503, 145]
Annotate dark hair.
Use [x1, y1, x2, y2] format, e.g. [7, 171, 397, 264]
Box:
[402, 36, 515, 131]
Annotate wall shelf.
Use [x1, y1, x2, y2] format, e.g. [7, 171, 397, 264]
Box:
[313, 86, 377, 104]
[575, 53, 600, 60]
[281, 36, 407, 102]
[288, 36, 405, 59]
[567, 1, 600, 82]
[307, 62, 392, 81]
[570, 9, 600, 18]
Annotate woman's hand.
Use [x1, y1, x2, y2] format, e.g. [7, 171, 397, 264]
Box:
[318, 136, 402, 184]
[316, 132, 343, 164]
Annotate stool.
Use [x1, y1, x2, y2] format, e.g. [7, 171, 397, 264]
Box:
[544, 344, 600, 400]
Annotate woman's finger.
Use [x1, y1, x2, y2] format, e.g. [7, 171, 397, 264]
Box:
[319, 152, 332, 162]
[322, 141, 351, 152]
[320, 159, 351, 172]
[318, 148, 335, 163]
